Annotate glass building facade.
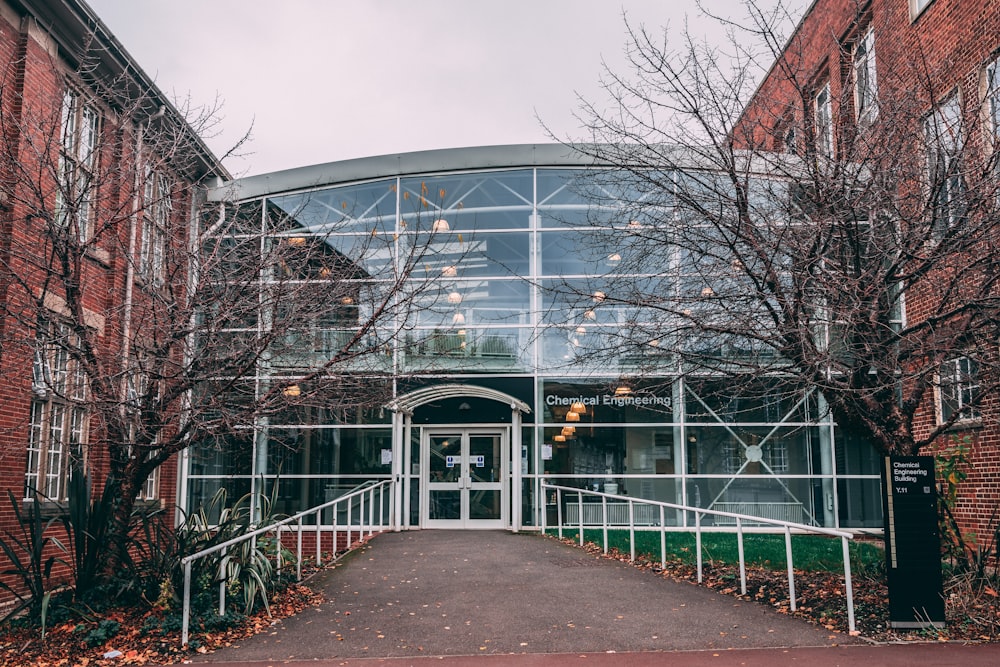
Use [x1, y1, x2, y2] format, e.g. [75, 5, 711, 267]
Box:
[191, 145, 883, 531]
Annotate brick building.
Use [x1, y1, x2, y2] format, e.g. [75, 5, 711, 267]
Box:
[0, 0, 226, 602]
[3, 0, 999, 609]
[735, 0, 1000, 537]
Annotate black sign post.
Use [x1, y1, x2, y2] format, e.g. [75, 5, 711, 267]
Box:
[881, 455, 945, 628]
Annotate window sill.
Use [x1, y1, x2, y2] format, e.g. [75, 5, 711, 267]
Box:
[940, 418, 983, 433]
[20, 499, 69, 519]
[85, 246, 111, 267]
[21, 497, 161, 519]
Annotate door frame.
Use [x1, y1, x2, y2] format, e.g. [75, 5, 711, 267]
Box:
[420, 426, 510, 529]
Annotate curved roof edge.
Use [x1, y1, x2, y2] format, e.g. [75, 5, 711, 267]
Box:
[387, 383, 531, 416]
[207, 143, 608, 203]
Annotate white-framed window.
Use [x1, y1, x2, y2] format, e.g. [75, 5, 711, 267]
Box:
[853, 27, 878, 126]
[25, 320, 88, 500]
[814, 83, 833, 157]
[140, 165, 172, 281]
[56, 87, 100, 243]
[724, 440, 744, 474]
[909, 0, 936, 20]
[986, 54, 1000, 165]
[723, 438, 788, 474]
[766, 439, 789, 473]
[125, 362, 160, 501]
[938, 356, 980, 423]
[139, 454, 160, 500]
[924, 95, 965, 235]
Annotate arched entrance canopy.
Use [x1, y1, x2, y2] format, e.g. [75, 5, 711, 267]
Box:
[387, 384, 530, 531]
[387, 383, 532, 416]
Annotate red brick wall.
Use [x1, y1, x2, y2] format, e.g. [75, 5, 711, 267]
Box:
[0, 4, 195, 604]
[737, 0, 1000, 540]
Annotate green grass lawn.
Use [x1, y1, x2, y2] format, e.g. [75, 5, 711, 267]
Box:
[548, 528, 884, 573]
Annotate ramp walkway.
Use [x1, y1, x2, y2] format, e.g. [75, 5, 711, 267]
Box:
[191, 529, 871, 662]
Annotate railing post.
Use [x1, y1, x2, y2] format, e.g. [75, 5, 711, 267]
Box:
[736, 518, 747, 596]
[842, 536, 856, 633]
[696, 512, 703, 583]
[276, 525, 283, 576]
[181, 560, 192, 646]
[628, 500, 636, 562]
[368, 487, 375, 536]
[334, 498, 341, 559]
[296, 517, 304, 582]
[785, 526, 796, 612]
[379, 484, 386, 530]
[218, 550, 228, 616]
[602, 495, 609, 554]
[540, 482, 548, 534]
[659, 506, 667, 569]
[577, 491, 584, 546]
[359, 493, 366, 540]
[315, 510, 322, 567]
[556, 488, 563, 539]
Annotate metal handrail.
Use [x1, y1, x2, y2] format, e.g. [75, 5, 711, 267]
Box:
[540, 480, 856, 633]
[180, 479, 394, 646]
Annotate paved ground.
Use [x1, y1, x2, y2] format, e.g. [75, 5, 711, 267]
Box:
[190, 530, 1000, 666]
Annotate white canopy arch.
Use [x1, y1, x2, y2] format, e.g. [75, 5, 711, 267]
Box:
[387, 383, 532, 415]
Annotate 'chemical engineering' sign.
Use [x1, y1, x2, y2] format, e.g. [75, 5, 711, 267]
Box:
[545, 393, 672, 409]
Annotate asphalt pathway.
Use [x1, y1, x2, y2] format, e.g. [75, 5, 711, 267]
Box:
[192, 529, 868, 662]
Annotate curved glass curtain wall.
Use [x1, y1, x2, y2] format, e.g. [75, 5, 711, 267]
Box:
[187, 167, 883, 529]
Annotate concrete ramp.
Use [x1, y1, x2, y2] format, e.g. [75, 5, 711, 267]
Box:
[193, 530, 858, 662]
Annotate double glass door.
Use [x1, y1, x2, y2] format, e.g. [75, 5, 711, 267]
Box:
[422, 429, 507, 528]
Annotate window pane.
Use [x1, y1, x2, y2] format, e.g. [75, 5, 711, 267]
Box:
[405, 230, 529, 278]
[399, 171, 532, 230]
[269, 180, 397, 235]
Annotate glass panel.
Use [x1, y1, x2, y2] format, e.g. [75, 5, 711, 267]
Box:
[186, 477, 253, 523]
[269, 395, 392, 426]
[540, 230, 623, 276]
[266, 428, 393, 475]
[429, 435, 461, 483]
[399, 171, 532, 230]
[189, 433, 254, 476]
[268, 180, 398, 235]
[406, 230, 529, 278]
[429, 490, 461, 520]
[536, 207, 594, 228]
[468, 435, 500, 484]
[539, 277, 675, 327]
[537, 169, 591, 207]
[268, 231, 396, 278]
[405, 328, 524, 359]
[469, 490, 501, 520]
[540, 278, 617, 325]
[685, 378, 814, 423]
[685, 426, 814, 476]
[835, 428, 881, 475]
[409, 278, 532, 326]
[540, 425, 625, 486]
[837, 477, 883, 528]
[402, 329, 532, 374]
[702, 475, 817, 526]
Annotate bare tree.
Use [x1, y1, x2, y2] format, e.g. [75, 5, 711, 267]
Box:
[0, 47, 450, 581]
[562, 0, 1000, 456]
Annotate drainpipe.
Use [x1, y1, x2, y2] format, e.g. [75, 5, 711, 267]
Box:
[121, 106, 165, 513]
[121, 106, 165, 392]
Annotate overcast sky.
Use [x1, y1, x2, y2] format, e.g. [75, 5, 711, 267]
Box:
[87, 1, 792, 178]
